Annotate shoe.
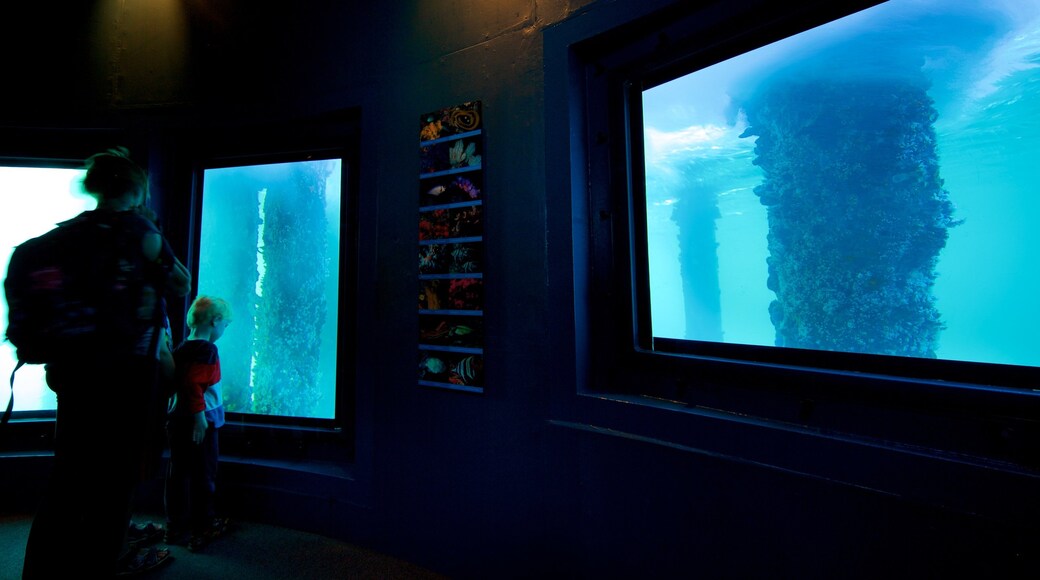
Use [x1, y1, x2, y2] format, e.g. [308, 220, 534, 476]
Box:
[187, 517, 232, 552]
[187, 533, 207, 552]
[163, 524, 190, 546]
[127, 521, 164, 550]
[116, 545, 173, 576]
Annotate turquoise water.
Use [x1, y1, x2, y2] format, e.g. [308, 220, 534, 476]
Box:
[643, 0, 1040, 367]
[199, 159, 341, 419]
[0, 168, 92, 412]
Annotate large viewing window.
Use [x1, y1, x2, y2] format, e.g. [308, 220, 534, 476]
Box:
[618, 0, 1040, 389]
[1, 164, 93, 415]
[196, 155, 344, 425]
[545, 0, 1039, 495]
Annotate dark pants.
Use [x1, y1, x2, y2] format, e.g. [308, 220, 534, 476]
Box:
[164, 418, 219, 534]
[23, 357, 161, 578]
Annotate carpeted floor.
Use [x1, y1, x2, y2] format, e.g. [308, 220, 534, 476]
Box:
[0, 512, 447, 580]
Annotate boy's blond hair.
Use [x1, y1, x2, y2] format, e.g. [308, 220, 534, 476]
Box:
[186, 296, 232, 330]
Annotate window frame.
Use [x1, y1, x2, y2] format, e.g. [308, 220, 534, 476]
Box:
[185, 120, 361, 465]
[0, 132, 141, 452]
[0, 125, 365, 482]
[0, 158, 89, 420]
[0, 154, 119, 428]
[623, 1, 1040, 391]
[546, 0, 1040, 468]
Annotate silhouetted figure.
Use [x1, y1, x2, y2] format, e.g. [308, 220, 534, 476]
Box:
[21, 148, 190, 578]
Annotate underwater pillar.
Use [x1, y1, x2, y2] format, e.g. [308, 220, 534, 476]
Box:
[251, 162, 331, 416]
[742, 77, 956, 357]
[672, 176, 723, 342]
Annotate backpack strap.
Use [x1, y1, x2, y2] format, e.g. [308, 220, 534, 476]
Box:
[3, 360, 22, 427]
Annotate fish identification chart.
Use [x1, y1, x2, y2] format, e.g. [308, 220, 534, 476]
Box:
[417, 101, 485, 392]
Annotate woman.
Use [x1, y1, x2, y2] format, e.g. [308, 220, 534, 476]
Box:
[21, 147, 189, 578]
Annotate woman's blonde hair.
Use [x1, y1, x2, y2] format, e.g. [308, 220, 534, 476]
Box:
[82, 146, 149, 203]
[187, 296, 232, 329]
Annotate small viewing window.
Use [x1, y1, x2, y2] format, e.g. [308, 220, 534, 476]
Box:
[1, 164, 93, 415]
[625, 0, 1040, 387]
[196, 156, 343, 423]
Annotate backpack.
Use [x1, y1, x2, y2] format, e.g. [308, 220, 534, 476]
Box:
[3, 212, 147, 424]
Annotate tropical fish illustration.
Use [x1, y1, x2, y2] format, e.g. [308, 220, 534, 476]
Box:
[422, 356, 446, 374]
[449, 325, 474, 337]
[452, 355, 480, 384]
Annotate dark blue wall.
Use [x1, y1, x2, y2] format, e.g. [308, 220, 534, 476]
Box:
[1, 1, 1037, 578]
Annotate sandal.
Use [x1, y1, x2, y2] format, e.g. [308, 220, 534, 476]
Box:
[187, 534, 207, 553]
[127, 521, 165, 550]
[163, 525, 190, 546]
[209, 517, 231, 538]
[116, 545, 173, 576]
[187, 517, 232, 552]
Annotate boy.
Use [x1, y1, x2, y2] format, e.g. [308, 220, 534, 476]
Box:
[164, 295, 232, 552]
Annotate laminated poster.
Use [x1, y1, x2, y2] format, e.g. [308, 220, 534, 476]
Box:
[418, 101, 485, 393]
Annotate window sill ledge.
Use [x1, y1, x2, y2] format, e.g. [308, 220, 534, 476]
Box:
[552, 391, 1040, 529]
